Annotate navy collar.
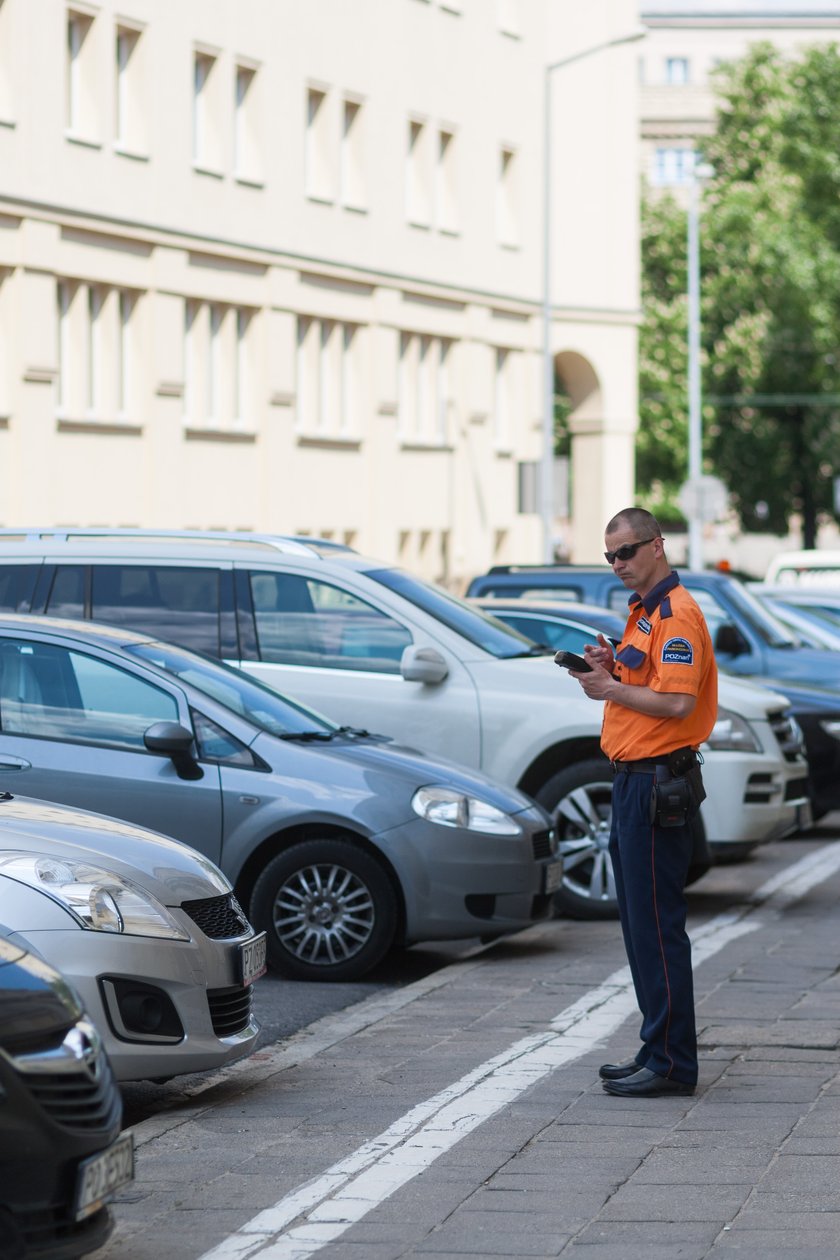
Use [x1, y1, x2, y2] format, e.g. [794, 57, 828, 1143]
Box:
[628, 570, 681, 616]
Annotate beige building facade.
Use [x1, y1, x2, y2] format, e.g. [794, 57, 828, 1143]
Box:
[0, 0, 641, 583]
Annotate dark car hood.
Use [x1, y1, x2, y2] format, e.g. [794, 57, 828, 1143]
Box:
[746, 643, 840, 684]
[747, 674, 840, 713]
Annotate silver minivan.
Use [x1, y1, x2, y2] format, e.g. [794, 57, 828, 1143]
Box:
[0, 529, 811, 919]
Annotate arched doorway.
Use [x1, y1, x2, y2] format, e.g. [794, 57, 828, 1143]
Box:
[553, 350, 634, 561]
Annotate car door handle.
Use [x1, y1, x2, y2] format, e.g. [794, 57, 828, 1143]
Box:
[0, 756, 31, 770]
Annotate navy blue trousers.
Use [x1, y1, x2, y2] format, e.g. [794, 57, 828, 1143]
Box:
[609, 770, 698, 1086]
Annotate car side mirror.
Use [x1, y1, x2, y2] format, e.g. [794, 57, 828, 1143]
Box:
[714, 622, 750, 658]
[144, 721, 204, 781]
[400, 644, 449, 685]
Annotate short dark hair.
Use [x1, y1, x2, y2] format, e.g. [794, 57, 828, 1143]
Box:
[605, 507, 663, 538]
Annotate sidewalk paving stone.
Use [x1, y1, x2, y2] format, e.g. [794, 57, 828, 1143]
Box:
[93, 837, 840, 1260]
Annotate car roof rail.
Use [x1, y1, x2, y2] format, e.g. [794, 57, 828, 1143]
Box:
[0, 527, 356, 558]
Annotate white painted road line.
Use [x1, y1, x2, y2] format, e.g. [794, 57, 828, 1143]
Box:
[197, 841, 840, 1260]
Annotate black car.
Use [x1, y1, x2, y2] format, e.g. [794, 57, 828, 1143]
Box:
[0, 935, 133, 1260]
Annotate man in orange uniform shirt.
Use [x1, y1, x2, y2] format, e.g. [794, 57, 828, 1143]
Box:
[569, 508, 718, 1097]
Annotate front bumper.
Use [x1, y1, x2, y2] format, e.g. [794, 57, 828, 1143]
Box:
[9, 927, 260, 1082]
[700, 741, 811, 849]
[376, 808, 560, 944]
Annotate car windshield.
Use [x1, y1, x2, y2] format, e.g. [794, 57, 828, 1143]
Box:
[126, 641, 338, 737]
[367, 568, 544, 658]
[726, 581, 803, 648]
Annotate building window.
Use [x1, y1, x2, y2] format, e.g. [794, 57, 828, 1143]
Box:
[497, 146, 519, 247]
[406, 118, 432, 227]
[115, 24, 144, 153]
[0, 269, 9, 416]
[66, 9, 98, 140]
[306, 86, 333, 202]
[57, 279, 138, 422]
[117, 290, 133, 417]
[435, 129, 457, 233]
[184, 299, 254, 430]
[494, 348, 511, 449]
[651, 146, 695, 186]
[193, 49, 221, 172]
[234, 62, 261, 183]
[296, 316, 359, 438]
[665, 57, 690, 85]
[398, 332, 451, 445]
[340, 97, 365, 210]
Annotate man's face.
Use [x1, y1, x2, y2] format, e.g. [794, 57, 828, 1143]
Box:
[604, 522, 662, 593]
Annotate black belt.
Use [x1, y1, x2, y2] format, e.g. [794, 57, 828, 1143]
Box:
[611, 758, 671, 775]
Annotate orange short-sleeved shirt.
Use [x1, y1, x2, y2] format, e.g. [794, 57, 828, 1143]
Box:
[600, 573, 718, 762]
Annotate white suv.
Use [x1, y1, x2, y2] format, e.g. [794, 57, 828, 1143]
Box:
[0, 529, 811, 918]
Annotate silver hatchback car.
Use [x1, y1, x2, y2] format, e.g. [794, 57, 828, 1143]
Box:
[0, 616, 560, 981]
[0, 794, 263, 1081]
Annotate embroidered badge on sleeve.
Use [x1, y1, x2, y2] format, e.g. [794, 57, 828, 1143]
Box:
[662, 636, 694, 665]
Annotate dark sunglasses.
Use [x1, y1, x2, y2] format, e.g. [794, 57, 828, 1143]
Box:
[604, 537, 658, 565]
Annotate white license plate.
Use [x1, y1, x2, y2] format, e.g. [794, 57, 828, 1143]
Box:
[74, 1130, 134, 1221]
[240, 932, 267, 986]
[543, 860, 563, 895]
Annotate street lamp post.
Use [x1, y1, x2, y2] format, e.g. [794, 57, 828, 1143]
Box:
[686, 162, 713, 571]
[540, 27, 646, 563]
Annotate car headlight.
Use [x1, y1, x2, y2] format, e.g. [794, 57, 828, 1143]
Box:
[703, 706, 761, 753]
[820, 718, 840, 742]
[0, 853, 190, 940]
[411, 787, 522, 835]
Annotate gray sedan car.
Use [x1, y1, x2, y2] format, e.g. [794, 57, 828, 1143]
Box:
[0, 616, 560, 981]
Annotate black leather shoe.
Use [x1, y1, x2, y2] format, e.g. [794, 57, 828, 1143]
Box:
[602, 1067, 695, 1098]
[599, 1057, 643, 1081]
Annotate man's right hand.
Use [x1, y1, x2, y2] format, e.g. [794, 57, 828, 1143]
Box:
[583, 633, 615, 672]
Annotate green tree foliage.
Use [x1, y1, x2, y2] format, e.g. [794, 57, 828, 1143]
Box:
[638, 41, 840, 545]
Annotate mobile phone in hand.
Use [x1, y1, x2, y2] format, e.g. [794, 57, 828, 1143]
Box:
[553, 650, 593, 673]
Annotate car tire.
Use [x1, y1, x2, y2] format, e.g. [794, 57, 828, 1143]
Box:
[536, 759, 710, 921]
[536, 759, 619, 920]
[250, 839, 398, 982]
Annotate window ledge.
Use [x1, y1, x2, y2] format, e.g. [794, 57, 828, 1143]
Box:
[494, 445, 514, 458]
[235, 172, 265, 189]
[342, 200, 368, 215]
[65, 130, 103, 150]
[438, 225, 460, 238]
[113, 142, 150, 162]
[57, 415, 143, 435]
[399, 439, 454, 452]
[0, 117, 16, 130]
[306, 191, 336, 206]
[192, 161, 225, 180]
[498, 239, 520, 251]
[296, 432, 361, 451]
[407, 218, 432, 231]
[183, 425, 257, 443]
